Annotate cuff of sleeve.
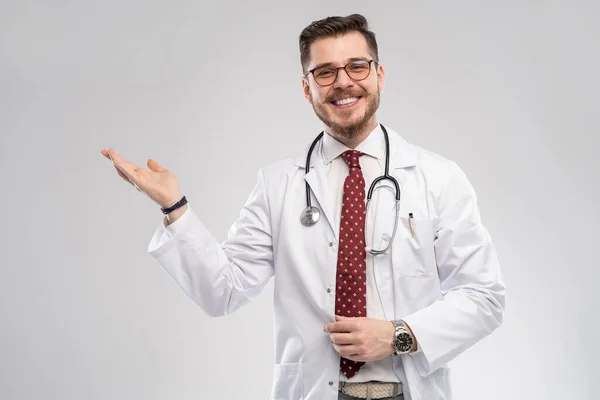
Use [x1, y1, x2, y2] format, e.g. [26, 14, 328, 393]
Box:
[163, 205, 193, 237]
[402, 314, 433, 377]
[148, 206, 196, 258]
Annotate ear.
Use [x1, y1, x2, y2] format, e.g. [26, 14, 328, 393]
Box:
[302, 77, 312, 103]
[376, 63, 385, 93]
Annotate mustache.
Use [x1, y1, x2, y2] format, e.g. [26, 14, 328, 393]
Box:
[327, 90, 366, 103]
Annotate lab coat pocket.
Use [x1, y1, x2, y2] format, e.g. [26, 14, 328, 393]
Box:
[271, 363, 303, 400]
[391, 217, 436, 277]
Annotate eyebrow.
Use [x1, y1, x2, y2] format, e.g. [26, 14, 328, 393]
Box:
[311, 57, 371, 71]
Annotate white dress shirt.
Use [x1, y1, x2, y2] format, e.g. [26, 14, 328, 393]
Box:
[321, 124, 401, 384]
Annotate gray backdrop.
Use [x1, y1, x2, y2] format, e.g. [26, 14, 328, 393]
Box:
[1, 1, 597, 399]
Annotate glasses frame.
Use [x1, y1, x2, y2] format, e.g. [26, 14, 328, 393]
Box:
[304, 59, 378, 87]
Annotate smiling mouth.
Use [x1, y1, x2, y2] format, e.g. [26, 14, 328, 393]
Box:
[331, 97, 361, 107]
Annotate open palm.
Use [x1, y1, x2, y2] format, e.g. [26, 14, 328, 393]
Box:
[100, 148, 183, 209]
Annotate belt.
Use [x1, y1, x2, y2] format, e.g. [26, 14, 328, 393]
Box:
[339, 381, 403, 399]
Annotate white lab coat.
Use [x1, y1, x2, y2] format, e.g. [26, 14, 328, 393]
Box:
[147, 126, 505, 400]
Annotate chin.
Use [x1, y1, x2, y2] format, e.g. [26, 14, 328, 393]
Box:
[338, 116, 363, 128]
[328, 110, 362, 126]
[334, 114, 368, 132]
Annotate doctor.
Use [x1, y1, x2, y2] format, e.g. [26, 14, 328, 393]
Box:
[101, 13, 505, 400]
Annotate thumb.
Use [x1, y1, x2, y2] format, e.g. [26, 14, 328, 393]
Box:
[147, 158, 165, 172]
[335, 315, 351, 321]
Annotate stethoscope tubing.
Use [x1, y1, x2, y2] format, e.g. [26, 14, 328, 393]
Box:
[302, 124, 401, 255]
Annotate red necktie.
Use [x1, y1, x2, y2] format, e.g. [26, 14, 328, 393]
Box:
[336, 150, 367, 379]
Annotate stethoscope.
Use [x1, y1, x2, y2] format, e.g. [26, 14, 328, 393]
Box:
[300, 123, 401, 255]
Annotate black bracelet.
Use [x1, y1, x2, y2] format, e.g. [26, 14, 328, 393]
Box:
[161, 196, 187, 215]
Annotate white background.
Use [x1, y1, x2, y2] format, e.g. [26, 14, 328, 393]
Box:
[1, 1, 597, 399]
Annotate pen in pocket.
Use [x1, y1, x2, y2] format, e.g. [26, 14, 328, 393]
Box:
[408, 213, 414, 237]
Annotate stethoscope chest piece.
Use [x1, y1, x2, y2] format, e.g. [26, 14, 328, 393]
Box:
[300, 206, 320, 226]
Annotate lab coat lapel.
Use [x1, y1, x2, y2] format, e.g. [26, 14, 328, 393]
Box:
[294, 140, 337, 240]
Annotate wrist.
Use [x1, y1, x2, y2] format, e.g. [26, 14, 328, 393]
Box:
[161, 192, 184, 209]
[388, 321, 397, 355]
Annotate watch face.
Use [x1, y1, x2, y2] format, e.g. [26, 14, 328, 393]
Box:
[394, 332, 413, 352]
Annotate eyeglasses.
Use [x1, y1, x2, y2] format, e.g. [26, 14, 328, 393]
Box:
[305, 59, 376, 86]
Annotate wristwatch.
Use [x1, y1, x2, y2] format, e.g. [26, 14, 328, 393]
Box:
[391, 320, 414, 355]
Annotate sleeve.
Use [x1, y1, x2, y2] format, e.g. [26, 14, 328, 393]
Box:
[402, 161, 506, 376]
[164, 205, 194, 236]
[147, 169, 275, 317]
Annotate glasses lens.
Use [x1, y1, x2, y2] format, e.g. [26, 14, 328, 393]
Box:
[346, 61, 371, 80]
[313, 67, 337, 86]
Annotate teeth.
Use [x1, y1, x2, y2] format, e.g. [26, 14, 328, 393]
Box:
[334, 97, 358, 105]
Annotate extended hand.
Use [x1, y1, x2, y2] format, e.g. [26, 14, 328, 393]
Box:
[323, 315, 395, 362]
[100, 148, 183, 208]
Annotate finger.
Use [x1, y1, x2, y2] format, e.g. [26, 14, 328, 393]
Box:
[113, 165, 141, 191]
[341, 353, 365, 362]
[333, 344, 361, 357]
[103, 149, 134, 186]
[330, 332, 355, 345]
[102, 149, 142, 191]
[325, 320, 355, 333]
[108, 149, 136, 174]
[108, 149, 144, 185]
[102, 149, 120, 164]
[113, 164, 134, 186]
[111, 157, 135, 182]
[147, 158, 165, 172]
[335, 315, 352, 321]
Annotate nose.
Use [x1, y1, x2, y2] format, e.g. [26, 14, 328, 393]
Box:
[333, 67, 354, 89]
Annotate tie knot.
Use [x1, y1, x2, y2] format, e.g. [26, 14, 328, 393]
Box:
[341, 150, 364, 169]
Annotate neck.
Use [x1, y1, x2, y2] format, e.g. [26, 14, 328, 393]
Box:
[326, 117, 378, 149]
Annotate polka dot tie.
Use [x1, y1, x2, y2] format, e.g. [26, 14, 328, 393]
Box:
[336, 150, 367, 379]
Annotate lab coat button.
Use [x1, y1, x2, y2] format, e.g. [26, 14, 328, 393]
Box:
[326, 288, 331, 293]
[328, 242, 334, 247]
[329, 381, 334, 386]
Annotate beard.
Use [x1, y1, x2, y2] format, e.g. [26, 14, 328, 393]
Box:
[310, 88, 380, 140]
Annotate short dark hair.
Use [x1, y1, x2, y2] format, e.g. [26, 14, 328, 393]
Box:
[299, 14, 379, 74]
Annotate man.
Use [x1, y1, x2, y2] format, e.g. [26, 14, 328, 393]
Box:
[101, 14, 505, 400]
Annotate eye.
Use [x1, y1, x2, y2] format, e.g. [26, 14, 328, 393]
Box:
[316, 69, 335, 78]
[349, 63, 369, 71]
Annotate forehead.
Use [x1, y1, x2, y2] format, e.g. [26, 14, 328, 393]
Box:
[308, 31, 371, 68]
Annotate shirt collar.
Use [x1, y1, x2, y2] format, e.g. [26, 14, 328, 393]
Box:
[321, 124, 385, 164]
